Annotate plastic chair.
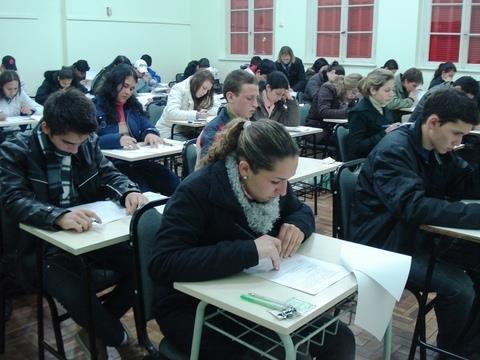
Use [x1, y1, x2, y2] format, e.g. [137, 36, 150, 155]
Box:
[334, 124, 349, 162]
[181, 138, 198, 179]
[332, 159, 364, 240]
[130, 199, 187, 359]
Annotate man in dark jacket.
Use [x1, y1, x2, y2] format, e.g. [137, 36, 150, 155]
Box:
[351, 88, 480, 357]
[0, 89, 146, 358]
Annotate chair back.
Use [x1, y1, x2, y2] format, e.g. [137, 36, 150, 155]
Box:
[130, 198, 168, 352]
[332, 159, 364, 240]
[299, 103, 311, 126]
[175, 73, 185, 82]
[181, 138, 198, 179]
[334, 123, 349, 162]
[147, 104, 165, 124]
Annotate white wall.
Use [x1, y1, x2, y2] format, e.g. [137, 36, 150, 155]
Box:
[1, 0, 477, 94]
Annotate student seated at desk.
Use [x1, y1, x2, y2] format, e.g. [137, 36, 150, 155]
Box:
[428, 62, 457, 90]
[348, 68, 400, 160]
[306, 74, 362, 145]
[94, 64, 180, 196]
[0, 70, 43, 141]
[385, 67, 423, 122]
[133, 59, 151, 94]
[410, 76, 479, 124]
[149, 119, 355, 360]
[155, 69, 220, 139]
[351, 88, 480, 357]
[275, 46, 306, 93]
[381, 58, 399, 75]
[91, 55, 131, 95]
[198, 69, 258, 157]
[303, 61, 344, 103]
[35, 67, 83, 105]
[0, 89, 146, 359]
[252, 70, 299, 126]
[0, 70, 43, 117]
[141, 54, 161, 85]
[246, 58, 276, 82]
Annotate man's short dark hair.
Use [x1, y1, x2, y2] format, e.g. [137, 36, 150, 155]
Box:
[141, 54, 152, 67]
[421, 88, 480, 126]
[43, 89, 98, 135]
[402, 68, 423, 84]
[222, 69, 257, 98]
[453, 76, 480, 98]
[257, 59, 276, 76]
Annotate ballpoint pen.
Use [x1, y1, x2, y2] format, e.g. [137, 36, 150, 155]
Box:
[240, 293, 298, 319]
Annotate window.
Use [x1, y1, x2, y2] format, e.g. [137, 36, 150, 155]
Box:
[229, 0, 274, 56]
[422, 0, 480, 66]
[313, 0, 375, 62]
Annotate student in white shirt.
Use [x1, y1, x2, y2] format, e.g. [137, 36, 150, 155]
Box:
[156, 69, 220, 139]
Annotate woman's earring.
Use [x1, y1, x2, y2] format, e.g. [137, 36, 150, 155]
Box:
[243, 176, 248, 180]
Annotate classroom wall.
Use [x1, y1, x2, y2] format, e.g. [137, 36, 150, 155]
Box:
[1, 0, 478, 94]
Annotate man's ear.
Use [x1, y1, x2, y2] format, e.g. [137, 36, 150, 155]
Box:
[225, 91, 235, 102]
[41, 121, 50, 135]
[426, 114, 441, 128]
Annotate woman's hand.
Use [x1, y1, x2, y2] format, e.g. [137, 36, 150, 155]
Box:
[120, 135, 139, 149]
[144, 133, 163, 147]
[196, 109, 209, 120]
[254, 235, 282, 270]
[277, 223, 304, 258]
[20, 105, 33, 115]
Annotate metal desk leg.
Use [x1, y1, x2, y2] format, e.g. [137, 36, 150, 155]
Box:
[314, 176, 318, 215]
[81, 258, 97, 360]
[36, 240, 45, 360]
[383, 319, 392, 360]
[190, 301, 208, 360]
[277, 333, 296, 360]
[170, 124, 176, 140]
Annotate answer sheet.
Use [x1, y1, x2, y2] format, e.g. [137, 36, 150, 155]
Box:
[245, 254, 351, 295]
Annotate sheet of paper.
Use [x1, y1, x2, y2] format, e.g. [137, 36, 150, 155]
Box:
[340, 241, 411, 340]
[68, 200, 128, 224]
[245, 254, 351, 295]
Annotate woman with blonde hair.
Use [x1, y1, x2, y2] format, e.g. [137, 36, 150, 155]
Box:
[149, 118, 355, 360]
[306, 73, 362, 146]
[275, 46, 307, 92]
[156, 69, 220, 139]
[348, 68, 400, 160]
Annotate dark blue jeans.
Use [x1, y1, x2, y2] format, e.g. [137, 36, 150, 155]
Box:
[408, 239, 480, 354]
[43, 242, 133, 346]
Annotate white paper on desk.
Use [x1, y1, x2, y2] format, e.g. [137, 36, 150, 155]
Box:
[286, 126, 308, 133]
[245, 254, 351, 295]
[68, 200, 127, 225]
[340, 242, 411, 340]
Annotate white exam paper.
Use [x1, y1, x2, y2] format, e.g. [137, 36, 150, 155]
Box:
[245, 254, 351, 295]
[341, 241, 411, 340]
[68, 200, 127, 225]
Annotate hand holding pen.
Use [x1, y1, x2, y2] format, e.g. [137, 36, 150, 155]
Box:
[54, 209, 102, 233]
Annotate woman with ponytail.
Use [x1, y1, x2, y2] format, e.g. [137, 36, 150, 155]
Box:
[149, 119, 355, 359]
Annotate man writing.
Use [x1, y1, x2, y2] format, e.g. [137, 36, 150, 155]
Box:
[0, 88, 146, 358]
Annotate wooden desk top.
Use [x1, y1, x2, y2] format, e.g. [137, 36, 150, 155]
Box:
[101, 140, 184, 161]
[174, 233, 357, 335]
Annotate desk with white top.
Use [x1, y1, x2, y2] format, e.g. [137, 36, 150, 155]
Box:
[169, 118, 214, 139]
[20, 194, 167, 359]
[420, 224, 480, 244]
[101, 139, 184, 162]
[1, 115, 40, 128]
[286, 126, 323, 138]
[323, 118, 348, 125]
[175, 233, 392, 360]
[290, 157, 342, 214]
